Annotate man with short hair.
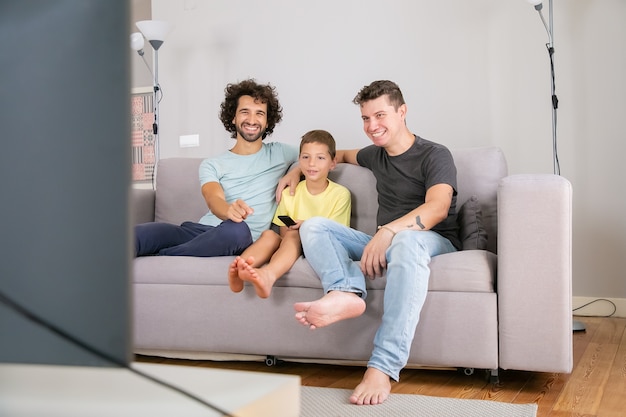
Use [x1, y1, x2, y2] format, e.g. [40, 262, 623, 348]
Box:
[294, 80, 460, 405]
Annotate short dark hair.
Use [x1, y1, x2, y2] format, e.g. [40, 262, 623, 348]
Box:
[219, 79, 283, 139]
[300, 129, 336, 159]
[352, 80, 405, 110]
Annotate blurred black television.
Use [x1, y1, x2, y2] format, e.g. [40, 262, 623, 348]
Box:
[0, 0, 131, 367]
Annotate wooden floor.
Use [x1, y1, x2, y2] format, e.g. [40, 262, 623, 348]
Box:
[137, 316, 626, 417]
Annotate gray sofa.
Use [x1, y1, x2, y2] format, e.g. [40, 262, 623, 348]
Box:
[131, 146, 573, 380]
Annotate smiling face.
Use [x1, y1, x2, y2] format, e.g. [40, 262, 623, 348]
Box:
[359, 95, 407, 149]
[232, 95, 268, 143]
[299, 141, 336, 183]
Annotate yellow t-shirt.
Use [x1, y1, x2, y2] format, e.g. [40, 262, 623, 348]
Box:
[273, 180, 351, 227]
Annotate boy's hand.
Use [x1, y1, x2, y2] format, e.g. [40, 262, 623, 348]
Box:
[287, 220, 303, 230]
[279, 220, 302, 237]
[227, 199, 254, 222]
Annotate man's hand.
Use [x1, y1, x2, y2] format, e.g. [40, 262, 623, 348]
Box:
[227, 199, 254, 222]
[360, 230, 393, 279]
[276, 167, 302, 203]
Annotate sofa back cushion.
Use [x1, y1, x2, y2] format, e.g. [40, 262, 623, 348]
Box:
[451, 147, 507, 253]
[155, 158, 206, 225]
[329, 147, 506, 253]
[153, 158, 382, 235]
[328, 164, 378, 236]
[153, 146, 506, 253]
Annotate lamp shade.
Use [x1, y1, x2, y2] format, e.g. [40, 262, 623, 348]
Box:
[130, 32, 144, 51]
[136, 20, 171, 50]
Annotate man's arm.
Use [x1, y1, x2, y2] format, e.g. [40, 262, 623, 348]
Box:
[382, 183, 454, 233]
[336, 149, 360, 165]
[360, 183, 454, 279]
[202, 181, 253, 223]
[276, 165, 302, 202]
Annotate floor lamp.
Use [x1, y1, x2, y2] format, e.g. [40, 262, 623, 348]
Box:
[526, 0, 585, 332]
[130, 20, 171, 180]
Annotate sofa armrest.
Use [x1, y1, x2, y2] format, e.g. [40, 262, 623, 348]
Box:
[130, 188, 156, 225]
[497, 174, 573, 373]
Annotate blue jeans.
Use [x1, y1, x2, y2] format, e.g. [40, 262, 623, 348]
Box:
[134, 220, 253, 257]
[300, 217, 457, 381]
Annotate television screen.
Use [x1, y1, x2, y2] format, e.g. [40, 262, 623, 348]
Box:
[0, 0, 131, 367]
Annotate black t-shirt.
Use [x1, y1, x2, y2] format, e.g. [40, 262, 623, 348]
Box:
[356, 135, 461, 249]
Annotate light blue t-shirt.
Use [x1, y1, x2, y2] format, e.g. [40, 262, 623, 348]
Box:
[198, 142, 298, 241]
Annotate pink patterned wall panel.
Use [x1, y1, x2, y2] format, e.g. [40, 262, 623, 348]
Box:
[130, 93, 155, 181]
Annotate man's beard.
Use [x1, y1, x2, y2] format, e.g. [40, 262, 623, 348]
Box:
[236, 124, 265, 143]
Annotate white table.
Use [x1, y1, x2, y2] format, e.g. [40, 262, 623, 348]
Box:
[0, 362, 300, 416]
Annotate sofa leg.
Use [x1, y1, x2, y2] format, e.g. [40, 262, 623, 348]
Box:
[265, 355, 279, 367]
[489, 368, 500, 384]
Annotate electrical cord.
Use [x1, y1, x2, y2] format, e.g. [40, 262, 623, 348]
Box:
[573, 298, 617, 318]
[0, 289, 238, 417]
[547, 43, 561, 176]
[151, 159, 157, 190]
[152, 84, 162, 191]
[157, 83, 164, 104]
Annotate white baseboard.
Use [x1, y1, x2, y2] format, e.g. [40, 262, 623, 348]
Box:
[572, 296, 626, 319]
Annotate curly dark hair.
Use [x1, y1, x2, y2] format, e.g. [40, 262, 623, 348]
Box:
[353, 80, 406, 110]
[219, 79, 283, 139]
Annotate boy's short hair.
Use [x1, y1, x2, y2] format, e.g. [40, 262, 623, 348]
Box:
[299, 129, 336, 159]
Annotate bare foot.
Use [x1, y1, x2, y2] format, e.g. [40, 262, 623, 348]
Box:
[293, 291, 366, 329]
[349, 367, 391, 405]
[228, 256, 245, 293]
[238, 261, 276, 299]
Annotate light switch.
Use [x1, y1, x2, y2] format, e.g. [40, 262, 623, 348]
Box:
[179, 134, 199, 148]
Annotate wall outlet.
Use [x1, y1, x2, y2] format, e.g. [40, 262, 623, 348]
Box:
[179, 134, 199, 148]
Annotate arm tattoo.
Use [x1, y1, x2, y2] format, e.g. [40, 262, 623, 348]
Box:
[415, 215, 425, 230]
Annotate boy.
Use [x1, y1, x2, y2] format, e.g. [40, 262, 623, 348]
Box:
[228, 130, 351, 298]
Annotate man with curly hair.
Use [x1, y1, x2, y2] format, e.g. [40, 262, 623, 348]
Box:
[134, 79, 299, 257]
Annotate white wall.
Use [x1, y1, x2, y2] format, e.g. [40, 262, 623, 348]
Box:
[130, 0, 153, 88]
[139, 0, 626, 307]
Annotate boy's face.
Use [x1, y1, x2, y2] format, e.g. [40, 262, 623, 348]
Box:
[299, 142, 336, 182]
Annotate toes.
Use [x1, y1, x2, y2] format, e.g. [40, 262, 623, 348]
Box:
[294, 311, 315, 329]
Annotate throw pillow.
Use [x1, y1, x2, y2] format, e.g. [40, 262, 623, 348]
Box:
[457, 195, 488, 250]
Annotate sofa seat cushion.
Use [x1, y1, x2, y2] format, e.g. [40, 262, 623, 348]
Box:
[315, 250, 495, 293]
[133, 249, 495, 294]
[134, 256, 237, 285]
[427, 250, 496, 292]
